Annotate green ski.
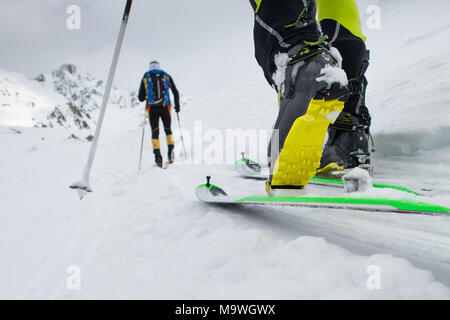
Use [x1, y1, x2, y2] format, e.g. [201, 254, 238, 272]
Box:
[234, 155, 422, 196]
[196, 177, 450, 216]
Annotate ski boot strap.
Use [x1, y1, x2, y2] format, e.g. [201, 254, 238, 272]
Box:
[330, 121, 368, 132]
[287, 39, 332, 67]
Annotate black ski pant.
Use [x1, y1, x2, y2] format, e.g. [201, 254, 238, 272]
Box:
[249, 0, 369, 115]
[249, 0, 322, 86]
[147, 105, 173, 154]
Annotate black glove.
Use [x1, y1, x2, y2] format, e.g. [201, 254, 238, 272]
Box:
[175, 105, 180, 113]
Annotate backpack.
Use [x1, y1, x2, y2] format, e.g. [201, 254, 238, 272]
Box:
[145, 70, 170, 107]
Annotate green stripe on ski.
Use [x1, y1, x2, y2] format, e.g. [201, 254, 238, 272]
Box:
[372, 184, 421, 196]
[235, 196, 450, 214]
[311, 177, 343, 184]
[196, 184, 222, 191]
[311, 177, 421, 196]
[235, 158, 422, 196]
[235, 159, 249, 165]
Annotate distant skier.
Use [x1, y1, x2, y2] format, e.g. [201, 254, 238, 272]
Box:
[249, 0, 371, 191]
[138, 60, 181, 167]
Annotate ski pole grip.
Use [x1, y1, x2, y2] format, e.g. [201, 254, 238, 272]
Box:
[206, 176, 211, 187]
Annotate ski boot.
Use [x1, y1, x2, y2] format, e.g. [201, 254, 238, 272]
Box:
[154, 149, 163, 168]
[319, 63, 373, 178]
[167, 145, 175, 164]
[267, 42, 349, 191]
[319, 110, 372, 176]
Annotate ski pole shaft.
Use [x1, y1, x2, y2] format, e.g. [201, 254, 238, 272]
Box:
[176, 112, 187, 160]
[138, 115, 146, 172]
[75, 0, 133, 191]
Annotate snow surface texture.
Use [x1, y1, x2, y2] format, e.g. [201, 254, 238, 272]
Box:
[366, 0, 450, 155]
[1, 0, 450, 299]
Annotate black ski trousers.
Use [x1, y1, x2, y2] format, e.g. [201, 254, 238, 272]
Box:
[249, 0, 322, 86]
[148, 105, 172, 141]
[249, 0, 369, 115]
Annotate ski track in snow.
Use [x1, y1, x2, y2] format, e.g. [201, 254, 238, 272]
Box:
[2, 0, 450, 299]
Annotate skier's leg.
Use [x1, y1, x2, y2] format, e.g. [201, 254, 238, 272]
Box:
[249, 0, 322, 86]
[317, 0, 368, 112]
[249, 0, 349, 190]
[161, 107, 175, 163]
[316, 0, 366, 43]
[316, 0, 372, 171]
[148, 107, 163, 166]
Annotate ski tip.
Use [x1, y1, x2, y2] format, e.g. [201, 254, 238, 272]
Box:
[234, 156, 263, 178]
[195, 185, 228, 202]
[195, 176, 228, 201]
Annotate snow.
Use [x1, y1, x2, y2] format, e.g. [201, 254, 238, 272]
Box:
[365, 0, 450, 144]
[342, 168, 373, 193]
[316, 64, 349, 89]
[329, 47, 343, 69]
[1, 1, 450, 299]
[0, 67, 66, 128]
[272, 53, 290, 90]
[0, 64, 138, 130]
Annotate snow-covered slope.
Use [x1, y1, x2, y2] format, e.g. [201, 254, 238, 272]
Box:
[0, 68, 67, 128]
[1, 1, 450, 299]
[0, 64, 138, 131]
[366, 0, 450, 155]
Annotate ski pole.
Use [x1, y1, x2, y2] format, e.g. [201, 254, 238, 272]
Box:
[138, 113, 146, 172]
[70, 0, 133, 199]
[176, 112, 187, 160]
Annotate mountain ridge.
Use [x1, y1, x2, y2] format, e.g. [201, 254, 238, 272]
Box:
[0, 63, 139, 130]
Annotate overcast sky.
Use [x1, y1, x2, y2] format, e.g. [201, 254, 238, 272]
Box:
[0, 0, 260, 96]
[1, 0, 383, 97]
